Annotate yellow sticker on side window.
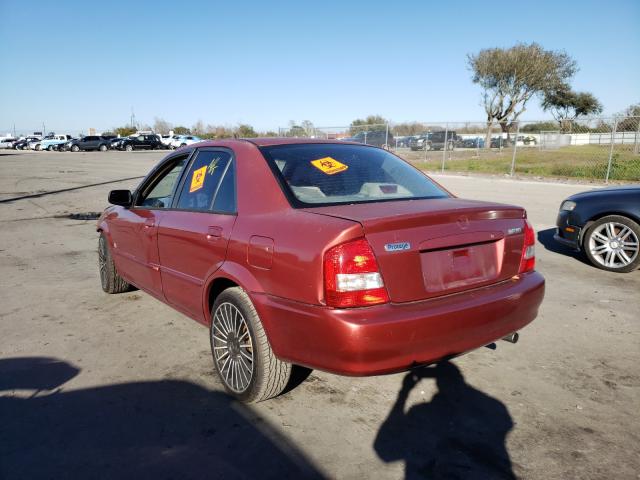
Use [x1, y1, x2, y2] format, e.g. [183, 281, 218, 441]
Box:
[189, 166, 207, 193]
[310, 157, 348, 175]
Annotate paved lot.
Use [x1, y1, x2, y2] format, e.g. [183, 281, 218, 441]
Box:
[1, 149, 639, 479]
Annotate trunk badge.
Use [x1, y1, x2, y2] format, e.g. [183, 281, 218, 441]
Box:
[384, 242, 411, 252]
[508, 227, 523, 235]
[457, 216, 470, 229]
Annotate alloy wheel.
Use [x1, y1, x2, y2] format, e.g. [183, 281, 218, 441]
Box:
[588, 222, 639, 269]
[98, 236, 108, 288]
[212, 302, 254, 393]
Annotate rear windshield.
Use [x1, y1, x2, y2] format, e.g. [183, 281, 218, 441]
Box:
[260, 143, 448, 207]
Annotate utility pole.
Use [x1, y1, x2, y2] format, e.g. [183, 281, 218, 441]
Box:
[130, 107, 136, 130]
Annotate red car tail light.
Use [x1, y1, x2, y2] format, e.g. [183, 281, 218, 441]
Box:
[324, 238, 390, 308]
[519, 220, 536, 273]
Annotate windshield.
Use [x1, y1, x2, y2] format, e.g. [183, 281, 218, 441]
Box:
[260, 143, 448, 207]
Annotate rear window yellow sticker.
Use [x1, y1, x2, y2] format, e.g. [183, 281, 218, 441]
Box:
[310, 157, 348, 175]
[189, 166, 207, 193]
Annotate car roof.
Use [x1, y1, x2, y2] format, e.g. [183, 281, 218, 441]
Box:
[190, 137, 363, 149]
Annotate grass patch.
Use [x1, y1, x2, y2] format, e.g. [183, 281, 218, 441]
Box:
[398, 145, 640, 181]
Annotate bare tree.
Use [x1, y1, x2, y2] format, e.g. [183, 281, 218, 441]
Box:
[301, 120, 315, 137]
[393, 122, 427, 136]
[616, 103, 640, 133]
[206, 124, 234, 139]
[191, 120, 206, 136]
[468, 43, 577, 146]
[153, 117, 173, 134]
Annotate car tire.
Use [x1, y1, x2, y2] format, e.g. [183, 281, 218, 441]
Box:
[35, 144, 41, 151]
[98, 233, 131, 293]
[125, 144, 133, 152]
[47, 145, 55, 151]
[71, 145, 80, 152]
[99, 144, 107, 152]
[210, 287, 291, 403]
[583, 215, 640, 273]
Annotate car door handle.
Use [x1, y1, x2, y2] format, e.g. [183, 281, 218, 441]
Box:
[207, 226, 223, 241]
[144, 219, 155, 229]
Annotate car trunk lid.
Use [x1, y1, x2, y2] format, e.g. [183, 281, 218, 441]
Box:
[304, 198, 528, 302]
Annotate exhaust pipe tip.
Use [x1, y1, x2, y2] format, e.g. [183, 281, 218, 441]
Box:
[502, 332, 519, 344]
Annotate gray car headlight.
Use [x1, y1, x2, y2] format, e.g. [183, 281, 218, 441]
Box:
[560, 200, 577, 211]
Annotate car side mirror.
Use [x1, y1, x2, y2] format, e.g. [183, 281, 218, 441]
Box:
[108, 190, 133, 207]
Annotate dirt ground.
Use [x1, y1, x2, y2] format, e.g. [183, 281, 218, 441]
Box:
[1, 149, 638, 479]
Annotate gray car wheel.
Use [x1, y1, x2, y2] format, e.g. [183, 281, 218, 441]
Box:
[98, 233, 130, 293]
[584, 215, 640, 273]
[210, 287, 291, 402]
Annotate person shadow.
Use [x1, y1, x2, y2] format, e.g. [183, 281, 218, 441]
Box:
[0, 357, 324, 480]
[374, 361, 516, 480]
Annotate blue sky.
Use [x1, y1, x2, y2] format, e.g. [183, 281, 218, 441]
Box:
[1, 0, 638, 134]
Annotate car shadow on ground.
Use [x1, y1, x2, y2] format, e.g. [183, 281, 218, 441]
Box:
[537, 227, 586, 263]
[374, 361, 516, 479]
[0, 176, 144, 204]
[0, 357, 324, 480]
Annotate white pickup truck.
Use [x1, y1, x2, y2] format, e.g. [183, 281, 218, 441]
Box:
[35, 135, 73, 151]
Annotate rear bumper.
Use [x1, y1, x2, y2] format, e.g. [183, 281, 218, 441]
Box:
[253, 271, 545, 376]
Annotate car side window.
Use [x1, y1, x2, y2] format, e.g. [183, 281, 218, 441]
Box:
[137, 156, 189, 209]
[176, 150, 231, 211]
[212, 163, 236, 213]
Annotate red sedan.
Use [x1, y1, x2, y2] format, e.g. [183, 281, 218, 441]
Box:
[97, 138, 544, 402]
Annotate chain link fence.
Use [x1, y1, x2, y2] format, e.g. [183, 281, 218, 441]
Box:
[279, 116, 640, 182]
[5, 117, 640, 181]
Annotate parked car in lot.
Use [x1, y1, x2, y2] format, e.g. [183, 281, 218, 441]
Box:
[342, 131, 394, 148]
[394, 136, 415, 148]
[68, 136, 112, 152]
[97, 138, 544, 402]
[409, 131, 461, 151]
[429, 131, 461, 151]
[409, 134, 432, 151]
[117, 134, 165, 151]
[28, 137, 48, 150]
[491, 137, 506, 148]
[516, 135, 537, 146]
[40, 134, 73, 151]
[13, 137, 40, 150]
[555, 185, 640, 272]
[0, 137, 18, 149]
[161, 134, 180, 148]
[460, 137, 485, 148]
[108, 137, 127, 150]
[169, 135, 203, 149]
